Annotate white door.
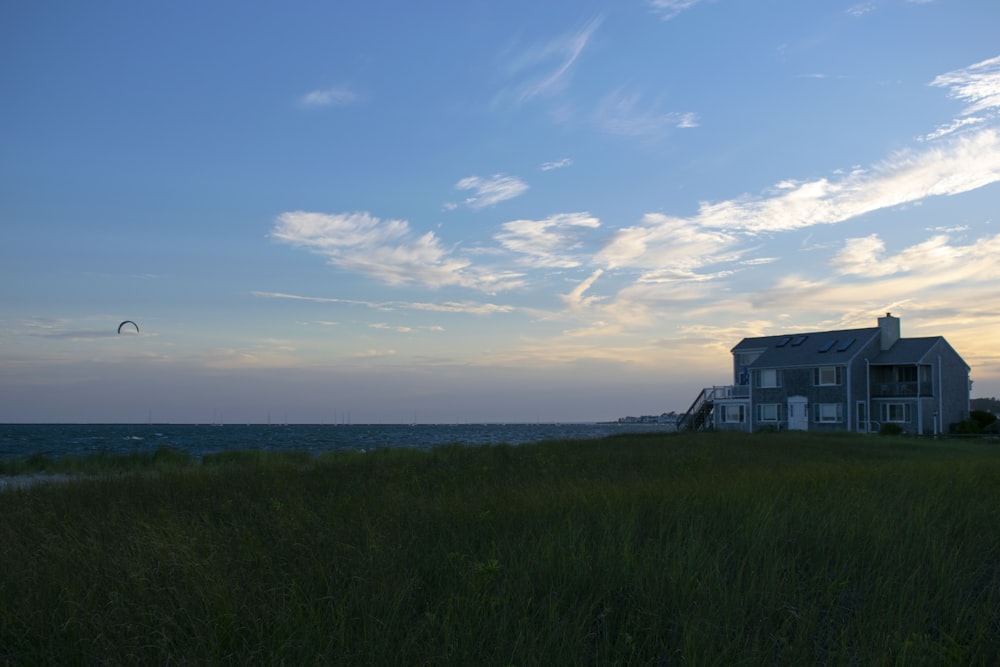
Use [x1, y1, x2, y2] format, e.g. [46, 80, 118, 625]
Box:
[787, 396, 808, 431]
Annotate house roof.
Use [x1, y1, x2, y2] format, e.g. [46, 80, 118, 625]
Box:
[732, 327, 880, 369]
[733, 326, 968, 369]
[870, 336, 946, 365]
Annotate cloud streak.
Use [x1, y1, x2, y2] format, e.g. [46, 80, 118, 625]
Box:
[251, 291, 515, 316]
[501, 17, 602, 104]
[924, 55, 1000, 139]
[299, 86, 359, 108]
[647, 0, 709, 21]
[495, 212, 601, 268]
[595, 89, 699, 136]
[691, 129, 1000, 234]
[455, 174, 529, 208]
[271, 55, 1000, 348]
[541, 158, 573, 171]
[270, 211, 484, 289]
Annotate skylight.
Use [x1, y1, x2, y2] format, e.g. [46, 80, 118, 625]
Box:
[776, 336, 791, 347]
[818, 339, 837, 353]
[837, 337, 856, 352]
[790, 335, 807, 346]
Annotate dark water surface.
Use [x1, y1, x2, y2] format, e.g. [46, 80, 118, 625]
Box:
[0, 423, 677, 460]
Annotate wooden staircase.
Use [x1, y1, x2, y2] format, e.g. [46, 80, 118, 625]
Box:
[677, 387, 715, 432]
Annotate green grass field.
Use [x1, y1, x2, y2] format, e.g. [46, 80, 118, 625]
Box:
[2, 431, 999, 665]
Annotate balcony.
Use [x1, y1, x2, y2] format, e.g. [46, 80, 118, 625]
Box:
[710, 385, 750, 399]
[870, 381, 933, 398]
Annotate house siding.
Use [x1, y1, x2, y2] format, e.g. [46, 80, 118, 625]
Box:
[711, 317, 970, 435]
[853, 334, 884, 431]
[933, 338, 972, 432]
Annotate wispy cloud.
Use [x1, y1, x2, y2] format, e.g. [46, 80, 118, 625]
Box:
[596, 213, 740, 275]
[831, 232, 999, 281]
[370, 323, 413, 333]
[270, 211, 487, 289]
[495, 212, 601, 268]
[595, 88, 699, 136]
[299, 86, 360, 108]
[561, 269, 605, 310]
[541, 158, 573, 171]
[926, 54, 1000, 139]
[18, 317, 154, 341]
[647, 0, 709, 21]
[590, 121, 1000, 287]
[251, 291, 515, 316]
[751, 233, 1000, 325]
[455, 174, 529, 208]
[370, 322, 444, 334]
[354, 348, 396, 359]
[686, 129, 1000, 234]
[500, 17, 602, 104]
[272, 58, 1000, 340]
[846, 3, 876, 17]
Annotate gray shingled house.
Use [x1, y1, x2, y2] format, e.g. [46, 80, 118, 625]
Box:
[679, 314, 971, 434]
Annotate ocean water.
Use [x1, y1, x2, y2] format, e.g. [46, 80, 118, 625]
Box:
[0, 422, 677, 461]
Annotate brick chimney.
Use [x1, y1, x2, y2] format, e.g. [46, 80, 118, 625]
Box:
[878, 312, 900, 350]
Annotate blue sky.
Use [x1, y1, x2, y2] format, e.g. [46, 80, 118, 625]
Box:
[2, 0, 999, 423]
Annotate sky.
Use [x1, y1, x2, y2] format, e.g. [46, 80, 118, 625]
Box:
[2, 0, 999, 424]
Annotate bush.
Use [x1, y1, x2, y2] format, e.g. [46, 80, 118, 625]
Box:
[879, 422, 903, 436]
[954, 419, 981, 434]
[970, 410, 998, 430]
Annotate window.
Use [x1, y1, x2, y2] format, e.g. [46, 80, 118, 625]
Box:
[758, 404, 780, 422]
[815, 403, 843, 423]
[755, 369, 781, 388]
[895, 366, 917, 382]
[720, 404, 746, 423]
[837, 338, 856, 352]
[813, 366, 843, 386]
[735, 351, 762, 368]
[735, 351, 762, 385]
[882, 403, 910, 422]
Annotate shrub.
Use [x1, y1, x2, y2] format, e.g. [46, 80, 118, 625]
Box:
[954, 419, 981, 434]
[970, 410, 998, 430]
[879, 422, 903, 436]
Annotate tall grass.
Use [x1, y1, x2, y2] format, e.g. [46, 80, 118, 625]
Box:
[2, 432, 999, 664]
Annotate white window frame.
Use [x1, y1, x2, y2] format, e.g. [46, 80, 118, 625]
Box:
[736, 351, 762, 368]
[815, 403, 843, 423]
[757, 403, 780, 422]
[756, 369, 781, 388]
[720, 404, 746, 423]
[814, 366, 842, 386]
[881, 403, 910, 423]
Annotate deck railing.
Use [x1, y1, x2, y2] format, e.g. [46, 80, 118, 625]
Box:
[870, 381, 933, 398]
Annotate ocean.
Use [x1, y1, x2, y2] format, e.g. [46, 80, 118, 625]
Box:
[0, 422, 678, 461]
